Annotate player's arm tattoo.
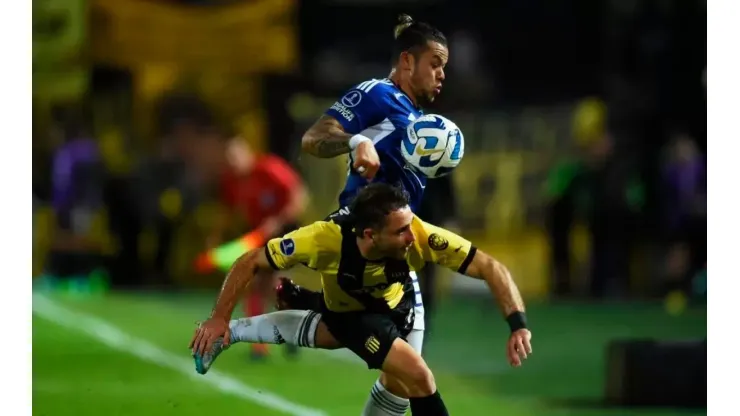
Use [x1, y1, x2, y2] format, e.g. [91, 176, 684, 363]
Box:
[464, 250, 526, 317]
[210, 249, 273, 320]
[301, 115, 353, 158]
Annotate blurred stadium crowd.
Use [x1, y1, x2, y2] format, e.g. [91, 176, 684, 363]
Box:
[32, 0, 706, 305]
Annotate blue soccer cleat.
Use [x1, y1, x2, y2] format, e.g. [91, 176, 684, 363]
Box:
[193, 336, 228, 375]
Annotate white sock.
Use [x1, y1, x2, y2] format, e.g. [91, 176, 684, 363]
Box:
[362, 379, 409, 416]
[228, 310, 320, 348]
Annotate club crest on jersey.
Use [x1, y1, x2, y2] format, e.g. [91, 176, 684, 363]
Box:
[428, 233, 449, 251]
[341, 90, 363, 107]
[279, 239, 296, 256]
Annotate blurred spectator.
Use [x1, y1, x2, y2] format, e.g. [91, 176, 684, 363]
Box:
[104, 96, 210, 289]
[208, 136, 308, 358]
[658, 132, 706, 296]
[41, 105, 106, 291]
[545, 98, 644, 298]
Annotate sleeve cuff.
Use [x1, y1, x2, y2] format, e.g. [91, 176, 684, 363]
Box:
[457, 246, 478, 274]
[264, 245, 280, 270]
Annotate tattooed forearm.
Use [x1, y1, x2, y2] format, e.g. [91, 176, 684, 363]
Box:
[302, 115, 353, 158]
[316, 140, 351, 156]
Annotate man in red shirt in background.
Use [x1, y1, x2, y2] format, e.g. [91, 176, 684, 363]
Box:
[209, 138, 307, 359]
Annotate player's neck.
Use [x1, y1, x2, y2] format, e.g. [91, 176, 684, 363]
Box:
[356, 237, 385, 262]
[388, 71, 418, 108]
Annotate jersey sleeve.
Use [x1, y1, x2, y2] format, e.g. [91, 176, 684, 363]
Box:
[324, 82, 386, 134]
[418, 221, 478, 274]
[264, 222, 329, 270]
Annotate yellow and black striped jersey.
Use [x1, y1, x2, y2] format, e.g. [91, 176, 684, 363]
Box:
[264, 215, 476, 313]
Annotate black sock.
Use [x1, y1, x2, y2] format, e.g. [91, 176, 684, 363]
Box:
[410, 390, 449, 415]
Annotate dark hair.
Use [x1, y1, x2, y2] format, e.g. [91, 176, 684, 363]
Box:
[349, 183, 410, 236]
[392, 14, 447, 61]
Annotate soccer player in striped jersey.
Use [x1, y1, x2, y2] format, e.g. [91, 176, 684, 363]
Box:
[189, 13, 449, 416]
[191, 184, 533, 416]
[278, 14, 449, 416]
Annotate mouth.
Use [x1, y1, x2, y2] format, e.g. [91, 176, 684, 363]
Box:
[434, 86, 442, 95]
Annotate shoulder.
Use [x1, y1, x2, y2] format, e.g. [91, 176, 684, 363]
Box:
[411, 216, 464, 249]
[340, 78, 397, 107]
[291, 220, 342, 250]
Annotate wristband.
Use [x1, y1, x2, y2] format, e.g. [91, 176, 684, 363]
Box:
[506, 311, 527, 333]
[349, 134, 372, 150]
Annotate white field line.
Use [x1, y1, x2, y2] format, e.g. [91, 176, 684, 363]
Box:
[32, 294, 327, 416]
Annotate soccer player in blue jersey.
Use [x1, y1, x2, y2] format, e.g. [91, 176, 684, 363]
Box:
[279, 14, 450, 416]
[193, 14, 455, 416]
[302, 13, 446, 212]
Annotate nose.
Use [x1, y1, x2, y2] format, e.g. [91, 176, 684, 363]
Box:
[404, 229, 416, 245]
[437, 68, 445, 82]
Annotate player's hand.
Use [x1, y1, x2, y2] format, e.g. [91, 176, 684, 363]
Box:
[190, 318, 231, 356]
[352, 140, 381, 180]
[507, 328, 532, 367]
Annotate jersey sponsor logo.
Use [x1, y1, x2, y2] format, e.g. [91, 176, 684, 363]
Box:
[428, 233, 449, 251]
[365, 335, 380, 354]
[330, 102, 355, 122]
[340, 90, 363, 107]
[279, 238, 296, 256]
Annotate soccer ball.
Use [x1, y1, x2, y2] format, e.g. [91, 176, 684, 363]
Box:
[401, 114, 465, 178]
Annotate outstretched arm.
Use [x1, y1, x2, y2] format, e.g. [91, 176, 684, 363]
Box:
[192, 223, 322, 355]
[210, 248, 274, 320]
[419, 219, 532, 366]
[301, 115, 354, 158]
[463, 249, 532, 366]
[192, 248, 275, 355]
[463, 250, 526, 320]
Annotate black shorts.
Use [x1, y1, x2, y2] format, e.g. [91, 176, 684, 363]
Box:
[319, 288, 416, 370]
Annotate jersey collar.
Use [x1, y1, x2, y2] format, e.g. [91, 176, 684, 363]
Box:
[387, 78, 422, 112]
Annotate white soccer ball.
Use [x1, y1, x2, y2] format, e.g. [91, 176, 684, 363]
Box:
[401, 114, 465, 178]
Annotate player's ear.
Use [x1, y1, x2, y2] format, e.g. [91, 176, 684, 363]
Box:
[362, 227, 374, 241]
[399, 51, 414, 72]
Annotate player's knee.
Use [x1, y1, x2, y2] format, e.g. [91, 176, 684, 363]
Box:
[403, 361, 436, 397]
[383, 339, 436, 396]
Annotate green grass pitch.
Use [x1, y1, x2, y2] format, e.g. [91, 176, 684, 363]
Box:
[32, 292, 706, 416]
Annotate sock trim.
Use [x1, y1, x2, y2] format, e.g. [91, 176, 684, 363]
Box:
[371, 383, 409, 415]
[296, 311, 319, 348]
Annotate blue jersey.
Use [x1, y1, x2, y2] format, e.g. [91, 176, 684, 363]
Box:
[324, 78, 426, 212]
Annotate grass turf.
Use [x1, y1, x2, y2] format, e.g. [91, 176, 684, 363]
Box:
[32, 291, 706, 416]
